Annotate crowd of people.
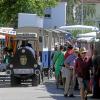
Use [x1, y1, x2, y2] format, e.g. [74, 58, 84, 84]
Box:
[3, 47, 13, 64]
[52, 42, 100, 100]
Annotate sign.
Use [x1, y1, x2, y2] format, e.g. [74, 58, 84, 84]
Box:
[0, 27, 16, 35]
[16, 33, 37, 40]
[14, 68, 34, 74]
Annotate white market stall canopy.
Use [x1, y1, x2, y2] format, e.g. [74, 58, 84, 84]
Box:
[76, 32, 97, 42]
[77, 37, 95, 42]
[59, 25, 99, 31]
[77, 32, 96, 38]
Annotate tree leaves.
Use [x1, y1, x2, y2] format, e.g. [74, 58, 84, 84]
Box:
[75, 3, 96, 25]
[0, 0, 59, 27]
[66, 0, 96, 26]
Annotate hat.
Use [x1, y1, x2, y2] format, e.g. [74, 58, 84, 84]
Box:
[59, 45, 64, 50]
[74, 47, 79, 52]
[80, 47, 87, 53]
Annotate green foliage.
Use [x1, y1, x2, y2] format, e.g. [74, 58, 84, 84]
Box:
[75, 4, 96, 25]
[66, 0, 96, 37]
[0, 0, 59, 27]
[66, 0, 80, 25]
[66, 0, 96, 26]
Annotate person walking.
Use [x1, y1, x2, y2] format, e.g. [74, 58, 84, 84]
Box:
[75, 47, 92, 100]
[64, 47, 79, 97]
[51, 46, 58, 72]
[92, 49, 100, 99]
[61, 46, 67, 89]
[53, 45, 64, 87]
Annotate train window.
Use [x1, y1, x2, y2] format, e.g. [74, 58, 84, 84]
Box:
[39, 36, 42, 43]
[44, 8, 51, 18]
[44, 14, 51, 18]
[44, 35, 49, 48]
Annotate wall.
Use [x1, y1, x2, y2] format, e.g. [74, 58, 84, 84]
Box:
[18, 13, 43, 28]
[43, 2, 67, 29]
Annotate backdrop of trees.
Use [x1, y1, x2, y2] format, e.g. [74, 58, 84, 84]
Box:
[0, 0, 96, 28]
[0, 0, 59, 27]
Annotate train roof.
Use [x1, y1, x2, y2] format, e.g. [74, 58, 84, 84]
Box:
[15, 33, 38, 41]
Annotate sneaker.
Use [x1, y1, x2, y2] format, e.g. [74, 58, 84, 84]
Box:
[69, 94, 75, 97]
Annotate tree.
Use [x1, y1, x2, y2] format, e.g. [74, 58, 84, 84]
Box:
[0, 0, 59, 27]
[75, 3, 96, 25]
[66, 0, 96, 26]
[66, 0, 80, 25]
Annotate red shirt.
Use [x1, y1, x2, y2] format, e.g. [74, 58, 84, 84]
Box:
[64, 49, 74, 59]
[75, 57, 92, 80]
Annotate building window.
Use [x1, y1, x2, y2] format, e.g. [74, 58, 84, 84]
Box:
[44, 14, 51, 17]
[99, 23, 100, 30]
[44, 8, 51, 18]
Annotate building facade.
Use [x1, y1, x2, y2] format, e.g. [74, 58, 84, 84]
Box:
[78, 0, 100, 29]
[43, 1, 67, 29]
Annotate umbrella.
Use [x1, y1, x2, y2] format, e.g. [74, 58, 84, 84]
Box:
[59, 25, 99, 31]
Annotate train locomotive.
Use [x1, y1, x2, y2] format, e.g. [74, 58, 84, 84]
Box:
[6, 33, 41, 86]
[5, 27, 67, 86]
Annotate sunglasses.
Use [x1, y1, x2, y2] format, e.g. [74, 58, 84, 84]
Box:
[75, 52, 79, 53]
[81, 52, 86, 54]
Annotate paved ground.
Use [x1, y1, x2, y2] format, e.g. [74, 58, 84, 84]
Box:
[0, 77, 99, 100]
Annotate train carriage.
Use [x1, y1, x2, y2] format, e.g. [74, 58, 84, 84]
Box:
[5, 27, 67, 86]
[6, 32, 41, 86]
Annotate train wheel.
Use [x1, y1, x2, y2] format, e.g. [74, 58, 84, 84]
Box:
[11, 75, 21, 87]
[38, 73, 41, 84]
[11, 75, 16, 87]
[41, 70, 44, 82]
[32, 74, 39, 86]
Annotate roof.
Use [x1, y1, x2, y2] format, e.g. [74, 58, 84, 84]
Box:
[77, 32, 96, 38]
[80, 0, 100, 3]
[77, 37, 95, 42]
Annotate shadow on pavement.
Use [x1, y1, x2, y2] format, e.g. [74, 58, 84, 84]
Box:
[42, 78, 98, 100]
[42, 79, 80, 100]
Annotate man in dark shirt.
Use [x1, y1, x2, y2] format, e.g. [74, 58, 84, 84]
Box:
[75, 47, 92, 100]
[92, 53, 100, 99]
